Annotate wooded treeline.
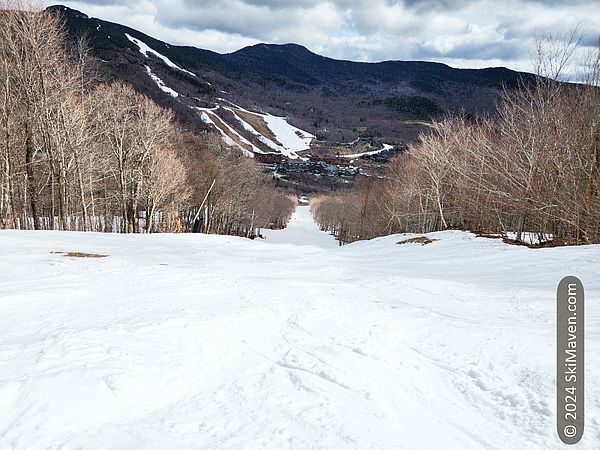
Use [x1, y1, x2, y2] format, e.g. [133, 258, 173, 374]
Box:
[313, 34, 600, 245]
[0, 2, 294, 235]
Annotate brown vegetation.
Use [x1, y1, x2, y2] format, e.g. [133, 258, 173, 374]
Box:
[313, 32, 600, 246]
[397, 236, 438, 245]
[63, 252, 107, 258]
[0, 2, 295, 237]
[234, 109, 282, 146]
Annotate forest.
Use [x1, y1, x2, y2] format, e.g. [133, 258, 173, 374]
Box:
[0, 1, 295, 236]
[313, 33, 600, 246]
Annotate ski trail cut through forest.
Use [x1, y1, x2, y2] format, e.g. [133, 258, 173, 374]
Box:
[262, 205, 338, 248]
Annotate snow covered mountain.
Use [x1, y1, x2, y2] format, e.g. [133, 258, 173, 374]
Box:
[1, 206, 599, 448]
[49, 5, 536, 153]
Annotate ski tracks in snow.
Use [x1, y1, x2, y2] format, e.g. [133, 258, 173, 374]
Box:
[0, 206, 599, 448]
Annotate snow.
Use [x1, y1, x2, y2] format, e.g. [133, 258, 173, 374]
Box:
[505, 232, 554, 245]
[1, 206, 599, 449]
[125, 33, 196, 77]
[198, 110, 237, 146]
[197, 109, 254, 157]
[262, 114, 314, 158]
[226, 107, 288, 154]
[342, 143, 393, 159]
[216, 98, 253, 113]
[197, 102, 314, 158]
[205, 110, 265, 154]
[262, 205, 337, 247]
[217, 100, 314, 159]
[144, 66, 178, 98]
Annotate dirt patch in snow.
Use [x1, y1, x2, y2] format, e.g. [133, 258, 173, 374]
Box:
[208, 113, 252, 152]
[55, 251, 108, 258]
[397, 236, 439, 246]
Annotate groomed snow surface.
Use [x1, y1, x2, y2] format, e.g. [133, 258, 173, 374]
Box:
[226, 107, 291, 155]
[215, 100, 314, 158]
[261, 114, 314, 158]
[125, 34, 196, 77]
[145, 66, 179, 98]
[1, 206, 599, 449]
[197, 109, 255, 158]
[342, 143, 393, 159]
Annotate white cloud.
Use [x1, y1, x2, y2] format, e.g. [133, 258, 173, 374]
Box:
[45, 0, 600, 71]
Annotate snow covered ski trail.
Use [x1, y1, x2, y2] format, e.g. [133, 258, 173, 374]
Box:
[0, 206, 598, 449]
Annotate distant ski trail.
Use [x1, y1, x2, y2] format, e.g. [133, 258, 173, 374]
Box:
[262, 206, 338, 247]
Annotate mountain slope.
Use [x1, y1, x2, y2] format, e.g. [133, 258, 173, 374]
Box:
[50, 5, 535, 152]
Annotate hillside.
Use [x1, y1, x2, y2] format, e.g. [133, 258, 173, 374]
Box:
[49, 5, 535, 154]
[1, 206, 598, 448]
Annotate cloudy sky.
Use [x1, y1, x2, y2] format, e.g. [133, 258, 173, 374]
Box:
[46, 0, 599, 72]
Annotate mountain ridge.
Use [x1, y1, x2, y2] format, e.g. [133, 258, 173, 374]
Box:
[48, 4, 536, 150]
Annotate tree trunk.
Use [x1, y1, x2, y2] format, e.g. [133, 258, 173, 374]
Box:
[24, 120, 40, 230]
[74, 148, 89, 231]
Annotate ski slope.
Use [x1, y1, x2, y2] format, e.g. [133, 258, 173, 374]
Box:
[206, 100, 314, 158]
[262, 206, 337, 247]
[0, 207, 599, 449]
[342, 143, 393, 159]
[125, 33, 196, 77]
[261, 114, 314, 158]
[145, 66, 179, 98]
